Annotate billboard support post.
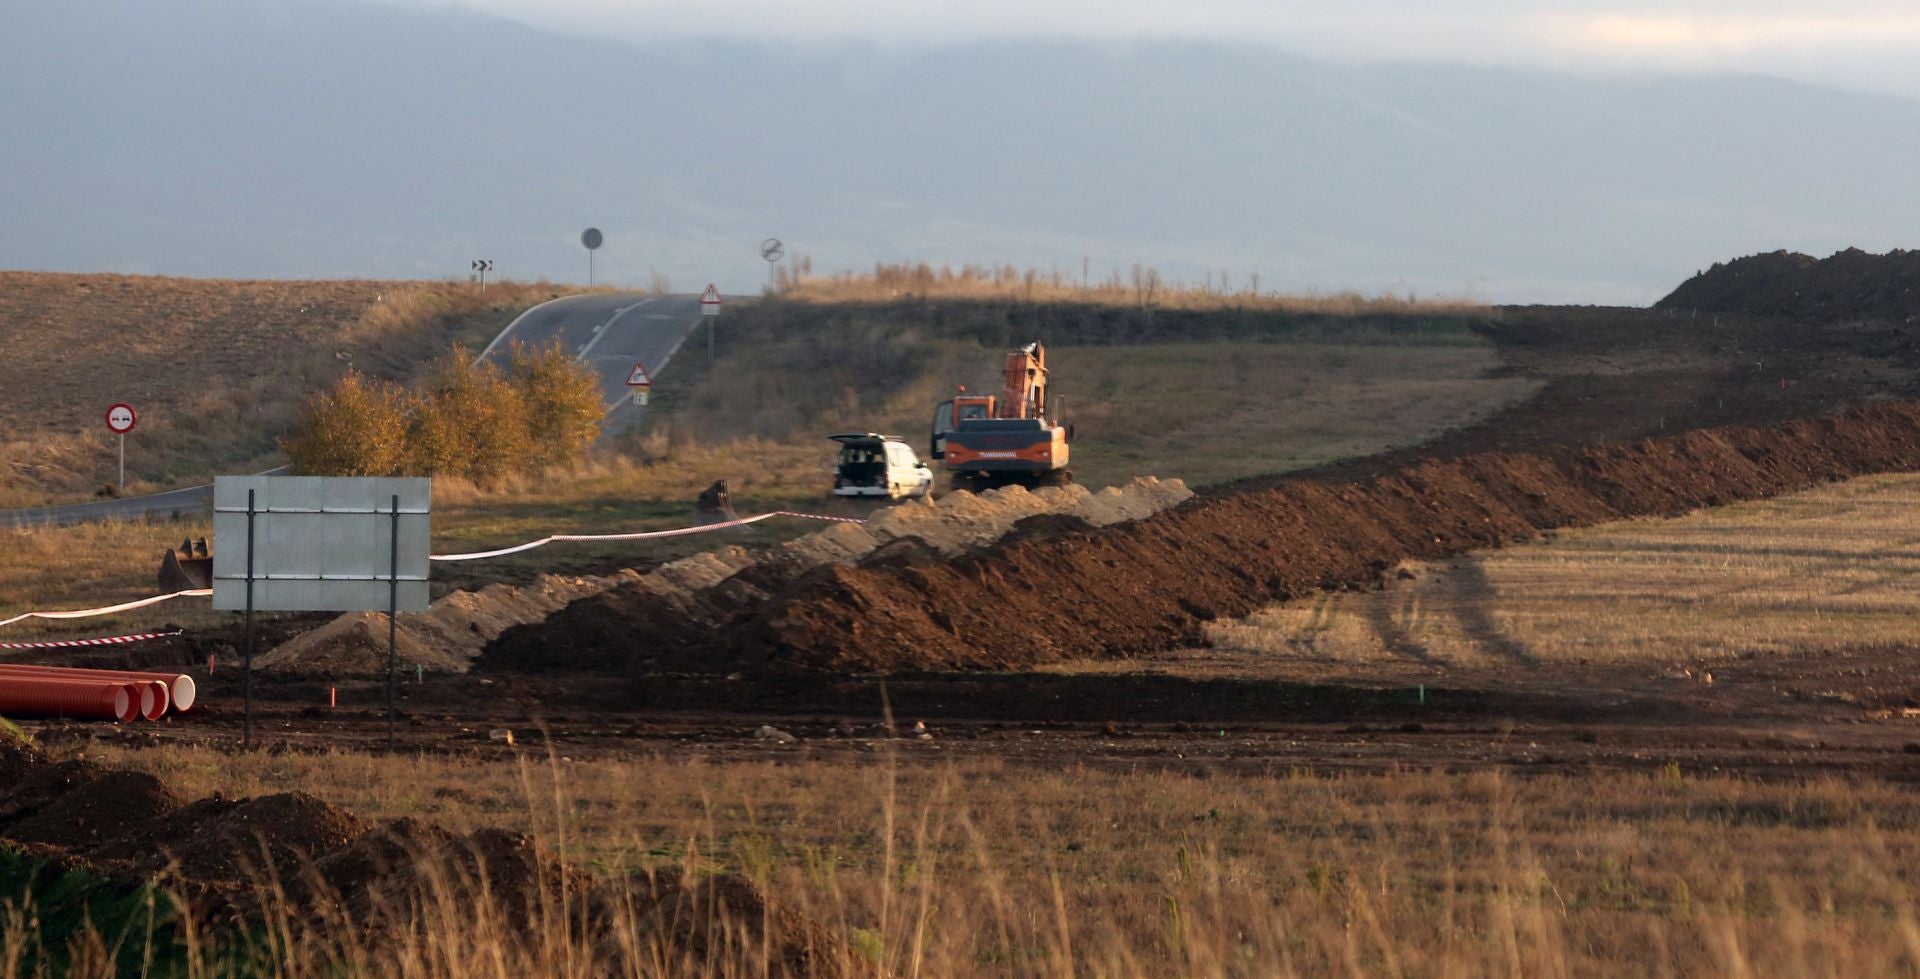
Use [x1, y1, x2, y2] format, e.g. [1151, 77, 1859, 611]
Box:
[387, 493, 399, 753]
[243, 489, 256, 750]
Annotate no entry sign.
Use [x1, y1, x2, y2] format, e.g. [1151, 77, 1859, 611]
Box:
[105, 403, 137, 434]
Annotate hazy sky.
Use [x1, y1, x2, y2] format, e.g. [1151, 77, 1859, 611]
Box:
[387, 0, 1920, 98]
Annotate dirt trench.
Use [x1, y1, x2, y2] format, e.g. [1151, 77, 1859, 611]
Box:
[696, 400, 1920, 672]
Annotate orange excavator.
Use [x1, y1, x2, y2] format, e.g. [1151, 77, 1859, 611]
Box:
[930, 342, 1073, 492]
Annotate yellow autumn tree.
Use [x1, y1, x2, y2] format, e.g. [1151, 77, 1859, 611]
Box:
[508, 340, 605, 469]
[406, 348, 532, 484]
[280, 371, 413, 476]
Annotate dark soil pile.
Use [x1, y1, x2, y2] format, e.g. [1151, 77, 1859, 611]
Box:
[484, 525, 950, 674]
[729, 400, 1920, 671]
[5, 770, 184, 852]
[1657, 248, 1920, 322]
[0, 749, 872, 978]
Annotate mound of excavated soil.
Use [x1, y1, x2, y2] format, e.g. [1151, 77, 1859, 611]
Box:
[1658, 248, 1920, 322]
[257, 571, 637, 676]
[267, 477, 1193, 677]
[701, 400, 1920, 672]
[0, 751, 871, 978]
[146, 792, 376, 882]
[5, 770, 184, 852]
[479, 477, 1191, 674]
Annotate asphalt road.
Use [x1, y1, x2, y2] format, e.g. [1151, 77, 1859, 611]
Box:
[0, 292, 709, 528]
[480, 291, 709, 437]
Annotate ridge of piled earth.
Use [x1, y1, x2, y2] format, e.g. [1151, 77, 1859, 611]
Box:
[698, 400, 1920, 671]
[262, 477, 1190, 675]
[1657, 248, 1920, 322]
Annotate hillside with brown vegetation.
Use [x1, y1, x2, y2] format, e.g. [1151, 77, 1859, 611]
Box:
[0, 273, 576, 504]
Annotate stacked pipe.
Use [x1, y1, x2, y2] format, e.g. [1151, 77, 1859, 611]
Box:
[0, 665, 196, 723]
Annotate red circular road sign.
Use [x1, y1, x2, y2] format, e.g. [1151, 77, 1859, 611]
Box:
[105, 403, 137, 434]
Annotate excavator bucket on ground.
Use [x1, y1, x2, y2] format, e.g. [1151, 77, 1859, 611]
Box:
[157, 537, 212, 593]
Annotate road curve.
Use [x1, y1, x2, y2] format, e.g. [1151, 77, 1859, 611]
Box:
[482, 291, 709, 437]
[0, 292, 709, 528]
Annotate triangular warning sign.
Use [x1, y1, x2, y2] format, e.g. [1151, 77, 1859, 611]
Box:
[700, 284, 723, 304]
[626, 362, 652, 386]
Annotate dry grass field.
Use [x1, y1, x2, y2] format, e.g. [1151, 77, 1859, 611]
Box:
[1206, 472, 1920, 668]
[778, 260, 1488, 315]
[1053, 341, 1534, 487]
[0, 273, 574, 505]
[54, 742, 1920, 977]
[655, 329, 1532, 491]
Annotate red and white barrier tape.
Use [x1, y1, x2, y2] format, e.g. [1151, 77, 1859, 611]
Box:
[428, 510, 866, 562]
[0, 628, 184, 650]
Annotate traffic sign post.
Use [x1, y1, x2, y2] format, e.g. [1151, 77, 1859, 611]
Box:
[581, 228, 603, 286]
[471, 259, 494, 289]
[701, 284, 723, 359]
[105, 403, 136, 495]
[626, 361, 652, 406]
[761, 238, 785, 291]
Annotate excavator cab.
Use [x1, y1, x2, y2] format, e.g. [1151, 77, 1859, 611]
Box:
[930, 394, 994, 461]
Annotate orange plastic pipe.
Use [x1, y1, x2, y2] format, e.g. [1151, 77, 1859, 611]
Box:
[0, 676, 138, 723]
[138, 680, 169, 720]
[0, 665, 195, 712]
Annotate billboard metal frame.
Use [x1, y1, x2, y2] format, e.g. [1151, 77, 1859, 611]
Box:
[212, 476, 431, 750]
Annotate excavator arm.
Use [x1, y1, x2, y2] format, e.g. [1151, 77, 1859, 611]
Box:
[1000, 342, 1049, 421]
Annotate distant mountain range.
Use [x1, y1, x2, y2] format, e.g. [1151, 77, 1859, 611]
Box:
[5, 0, 1919, 303]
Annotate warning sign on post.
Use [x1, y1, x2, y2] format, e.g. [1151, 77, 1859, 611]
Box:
[627, 362, 652, 406]
[700, 284, 723, 316]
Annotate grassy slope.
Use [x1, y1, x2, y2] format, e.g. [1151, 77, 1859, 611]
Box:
[0, 273, 574, 505]
[646, 296, 1528, 488]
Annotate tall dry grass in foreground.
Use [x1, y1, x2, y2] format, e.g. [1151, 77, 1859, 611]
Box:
[35, 743, 1920, 977]
[776, 260, 1489, 316]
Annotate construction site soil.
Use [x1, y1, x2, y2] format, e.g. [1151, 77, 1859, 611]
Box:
[0, 738, 871, 977]
[22, 302, 1920, 784]
[1658, 247, 1920, 323]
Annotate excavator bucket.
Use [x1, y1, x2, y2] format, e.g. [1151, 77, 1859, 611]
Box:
[158, 537, 213, 593]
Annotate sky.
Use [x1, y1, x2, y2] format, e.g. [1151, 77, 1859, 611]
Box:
[9, 0, 1917, 301]
[387, 0, 1920, 99]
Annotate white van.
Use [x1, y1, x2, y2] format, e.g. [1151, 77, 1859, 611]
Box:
[830, 433, 934, 499]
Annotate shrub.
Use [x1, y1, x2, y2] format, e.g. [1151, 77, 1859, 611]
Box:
[508, 340, 605, 469]
[406, 349, 532, 484]
[280, 371, 413, 476]
[282, 344, 604, 485]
